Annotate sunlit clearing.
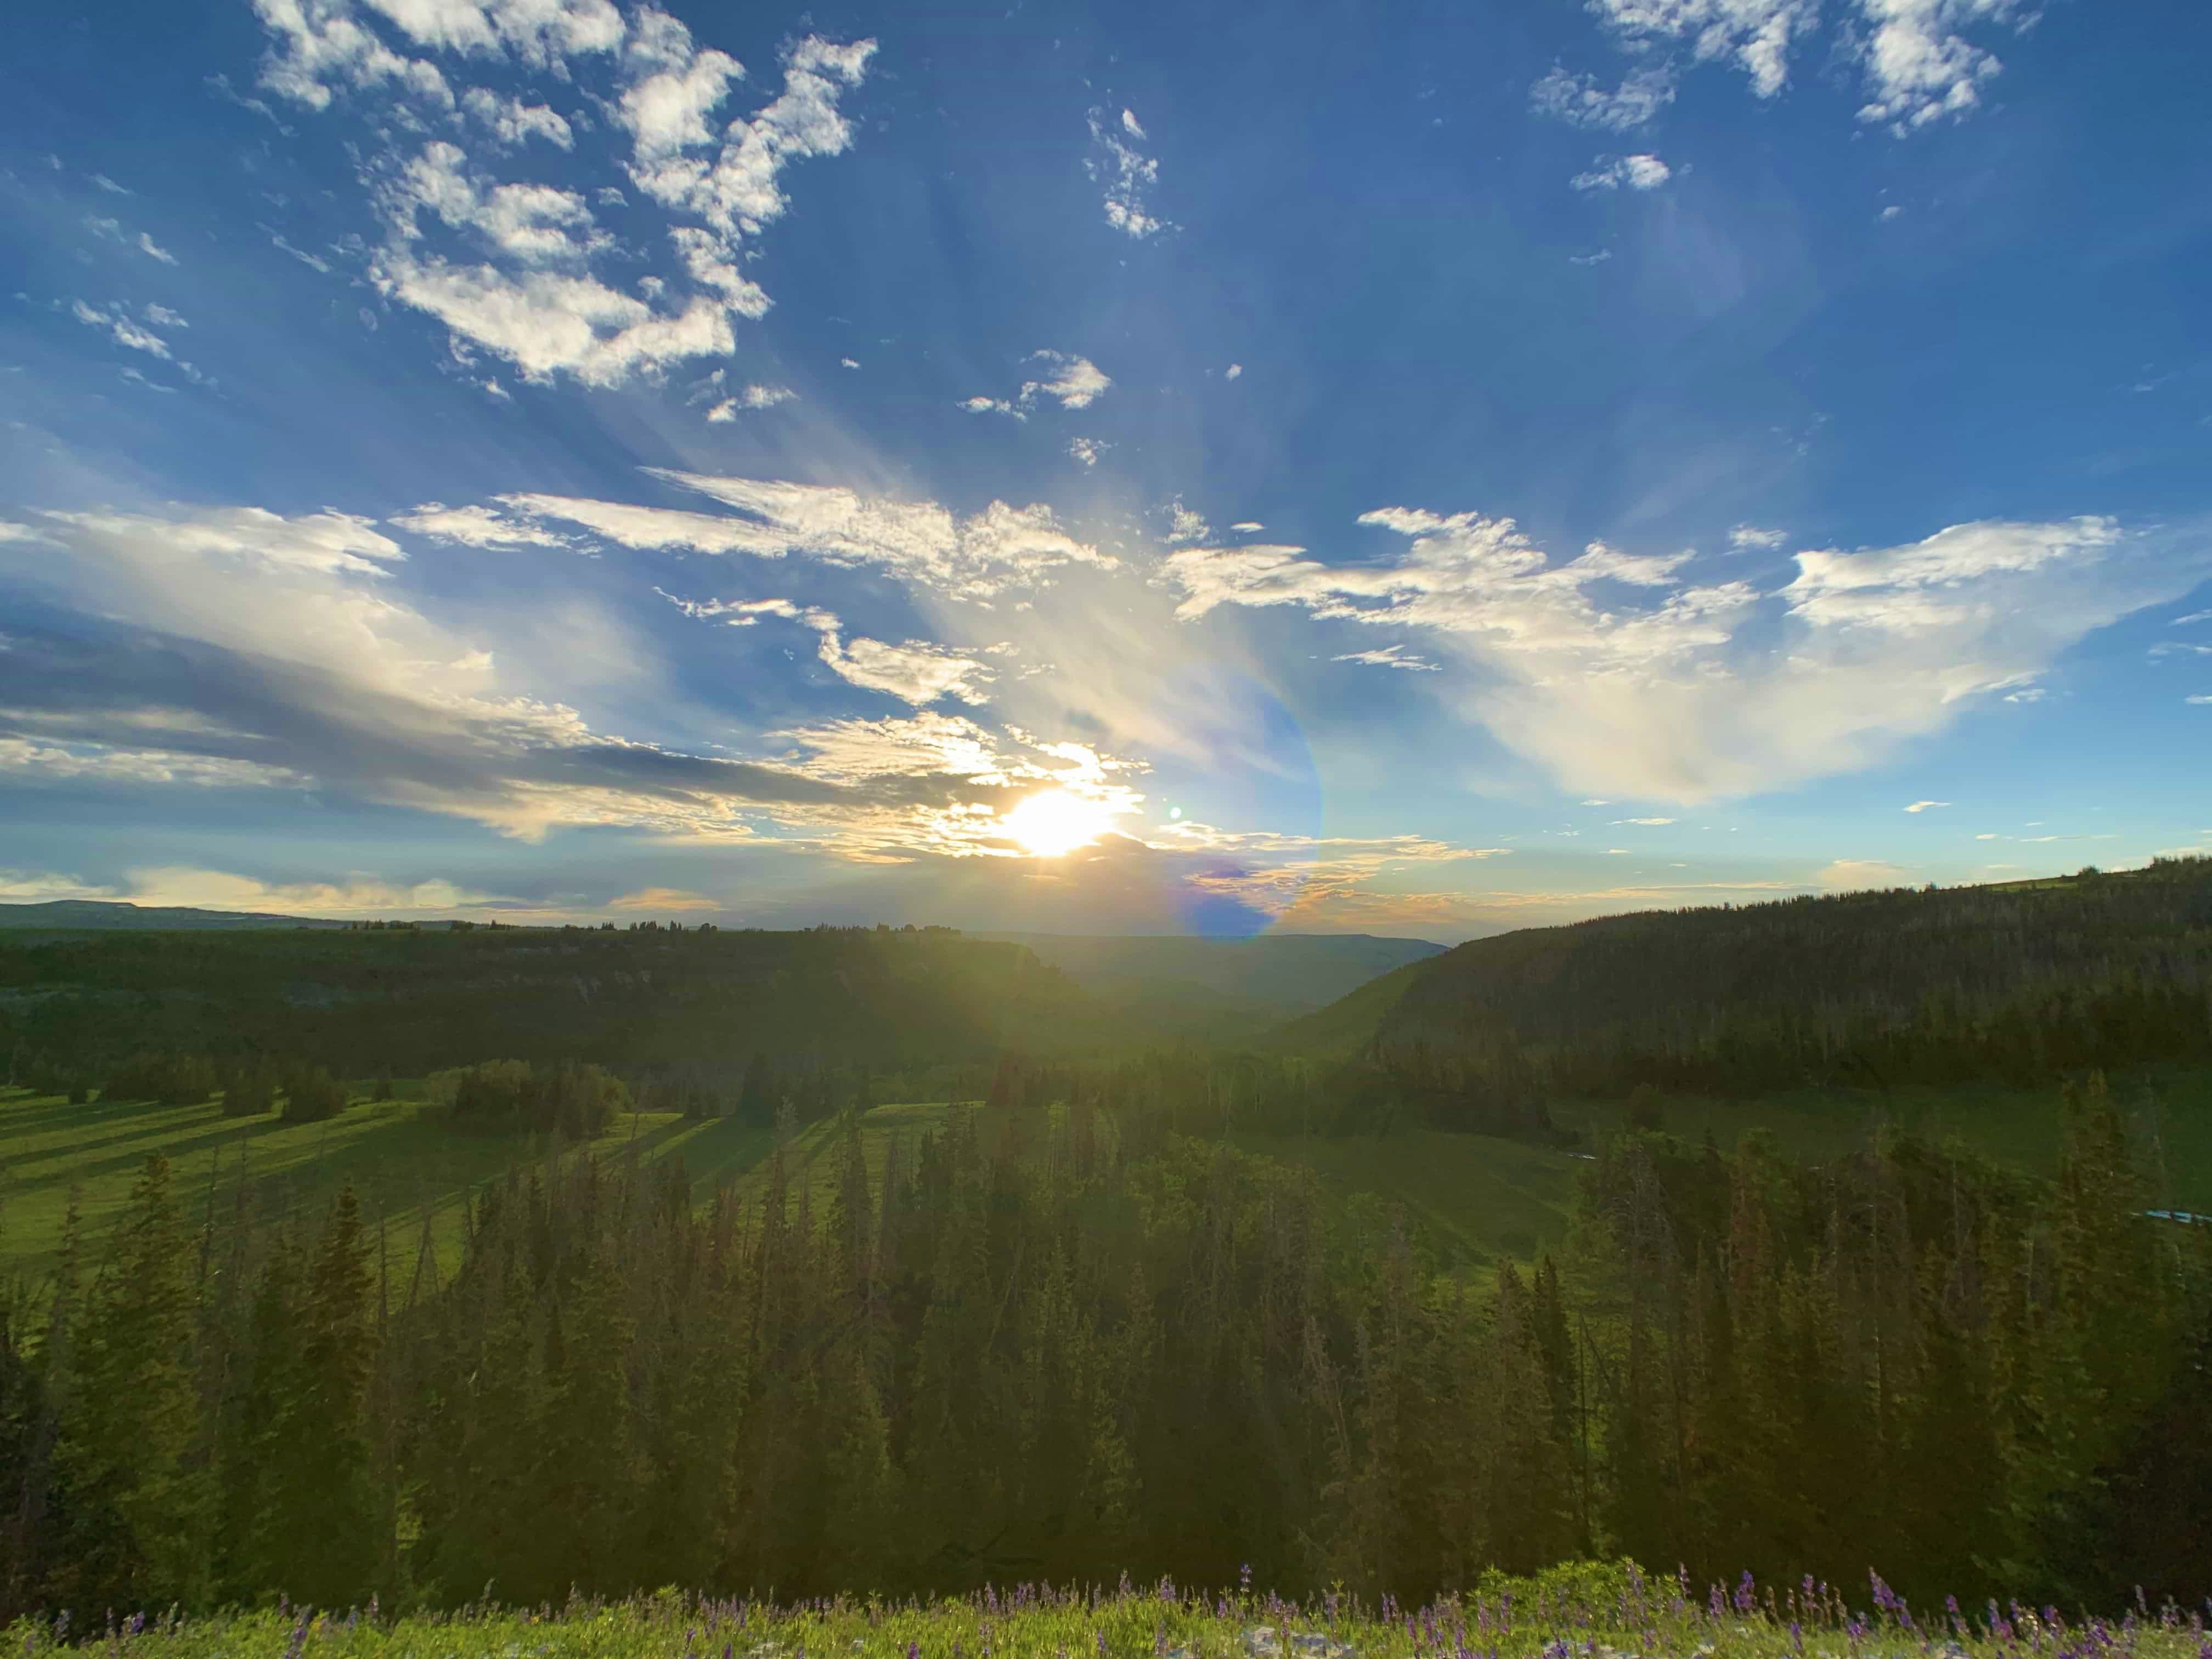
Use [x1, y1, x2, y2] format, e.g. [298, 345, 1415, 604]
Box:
[1000, 789, 1114, 857]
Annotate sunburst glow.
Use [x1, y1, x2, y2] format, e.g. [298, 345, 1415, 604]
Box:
[999, 788, 1115, 857]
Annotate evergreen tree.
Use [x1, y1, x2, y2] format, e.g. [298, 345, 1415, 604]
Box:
[51, 1156, 210, 1609]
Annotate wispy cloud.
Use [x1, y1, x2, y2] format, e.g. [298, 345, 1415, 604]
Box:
[1334, 645, 1440, 672]
[0, 500, 1149, 860]
[431, 470, 1118, 603]
[70, 299, 173, 359]
[706, 383, 796, 421]
[1530, 64, 1675, 130]
[658, 588, 1004, 707]
[1571, 153, 1672, 191]
[1086, 105, 1169, 239]
[1903, 799, 1949, 812]
[1164, 506, 2210, 802]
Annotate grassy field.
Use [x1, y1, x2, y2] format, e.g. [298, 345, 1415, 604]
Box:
[0, 1087, 780, 1276]
[1551, 1063, 2212, 1208]
[3, 1560, 2191, 1657]
[9, 1064, 2208, 1281]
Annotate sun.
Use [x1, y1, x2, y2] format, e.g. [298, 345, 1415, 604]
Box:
[999, 789, 1114, 857]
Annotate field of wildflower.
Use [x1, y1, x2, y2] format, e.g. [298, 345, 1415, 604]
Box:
[13, 1564, 2207, 1659]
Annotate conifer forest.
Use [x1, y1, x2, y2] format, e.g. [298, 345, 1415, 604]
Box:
[3, 862, 2210, 1632]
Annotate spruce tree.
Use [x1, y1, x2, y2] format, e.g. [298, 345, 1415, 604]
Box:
[52, 1156, 210, 1609]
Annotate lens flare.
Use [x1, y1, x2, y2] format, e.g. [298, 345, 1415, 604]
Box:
[1000, 789, 1114, 857]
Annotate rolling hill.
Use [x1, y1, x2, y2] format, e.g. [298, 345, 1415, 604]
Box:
[1275, 857, 2212, 1094]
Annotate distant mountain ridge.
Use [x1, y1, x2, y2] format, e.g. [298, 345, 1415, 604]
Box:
[977, 932, 1446, 1017]
[0, 899, 349, 930]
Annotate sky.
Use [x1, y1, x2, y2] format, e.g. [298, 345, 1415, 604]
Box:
[3, 0, 2210, 943]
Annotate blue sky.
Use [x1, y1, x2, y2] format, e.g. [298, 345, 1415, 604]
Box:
[3, 0, 2209, 941]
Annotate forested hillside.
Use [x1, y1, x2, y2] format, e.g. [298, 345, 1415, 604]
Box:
[0, 924, 1120, 1085]
[3, 1075, 2205, 1618]
[1328, 858, 2212, 1097]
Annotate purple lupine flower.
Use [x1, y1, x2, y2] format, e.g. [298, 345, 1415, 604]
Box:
[1710, 1585, 1727, 1622]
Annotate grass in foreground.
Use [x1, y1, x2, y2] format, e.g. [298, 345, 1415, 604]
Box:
[10, 1564, 2207, 1659]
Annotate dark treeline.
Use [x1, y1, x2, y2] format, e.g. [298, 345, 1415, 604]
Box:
[0, 926, 1114, 1093]
[1372, 857, 2212, 1098]
[3, 1073, 2206, 1621]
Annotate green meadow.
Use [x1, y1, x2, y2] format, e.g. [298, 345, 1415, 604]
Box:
[12, 1061, 2204, 1280]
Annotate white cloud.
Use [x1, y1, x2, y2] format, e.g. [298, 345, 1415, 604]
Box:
[1587, 0, 1820, 99]
[1021, 351, 1111, 410]
[1570, 250, 1613, 266]
[1225, 363, 1243, 380]
[1086, 106, 1168, 239]
[1334, 645, 1440, 672]
[707, 382, 797, 420]
[250, 1, 874, 386]
[1730, 523, 1787, 551]
[92, 173, 132, 196]
[70, 300, 172, 359]
[1903, 799, 1949, 812]
[816, 629, 999, 707]
[1066, 437, 1107, 467]
[2172, 610, 2211, 627]
[84, 216, 179, 263]
[1582, 0, 2036, 132]
[1880, 204, 1905, 221]
[462, 87, 575, 149]
[492, 470, 1118, 602]
[2190, 695, 2212, 706]
[1165, 499, 1211, 546]
[840, 356, 860, 369]
[964, 352, 1111, 419]
[0, 871, 121, 902]
[1572, 154, 1672, 191]
[1613, 816, 1676, 825]
[393, 501, 572, 548]
[1530, 63, 1676, 129]
[1120, 108, 1146, 140]
[0, 738, 305, 792]
[1231, 522, 1265, 533]
[270, 232, 334, 273]
[659, 589, 1002, 706]
[0, 500, 1153, 856]
[2151, 642, 2212, 658]
[144, 304, 189, 328]
[1164, 505, 2209, 803]
[607, 885, 720, 912]
[123, 867, 503, 916]
[1854, 0, 2029, 132]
